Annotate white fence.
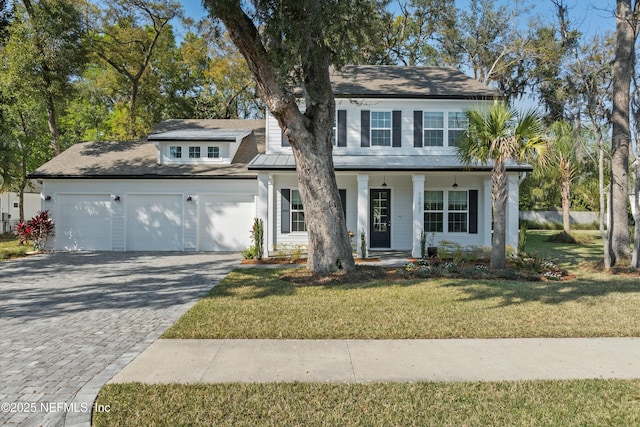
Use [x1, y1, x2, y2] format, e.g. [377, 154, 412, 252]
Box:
[520, 210, 599, 225]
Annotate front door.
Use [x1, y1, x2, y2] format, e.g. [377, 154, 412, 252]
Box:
[370, 189, 391, 248]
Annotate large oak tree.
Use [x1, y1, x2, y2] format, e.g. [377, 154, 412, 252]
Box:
[204, 0, 383, 274]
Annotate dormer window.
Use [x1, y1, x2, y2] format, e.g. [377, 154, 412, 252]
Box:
[208, 146, 220, 158]
[371, 111, 392, 146]
[169, 146, 182, 158]
[189, 147, 201, 158]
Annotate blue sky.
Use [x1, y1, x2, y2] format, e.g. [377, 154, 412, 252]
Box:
[183, 1, 616, 39]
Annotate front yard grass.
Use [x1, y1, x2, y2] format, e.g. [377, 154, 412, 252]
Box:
[163, 266, 640, 339]
[95, 380, 640, 427]
[0, 233, 29, 261]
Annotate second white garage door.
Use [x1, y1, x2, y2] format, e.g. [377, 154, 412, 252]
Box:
[126, 194, 184, 251]
[199, 195, 255, 251]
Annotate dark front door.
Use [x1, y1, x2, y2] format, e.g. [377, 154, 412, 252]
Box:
[370, 189, 391, 248]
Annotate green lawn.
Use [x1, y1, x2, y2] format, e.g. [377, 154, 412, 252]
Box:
[95, 380, 640, 427]
[98, 229, 640, 426]
[524, 229, 603, 267]
[0, 233, 29, 261]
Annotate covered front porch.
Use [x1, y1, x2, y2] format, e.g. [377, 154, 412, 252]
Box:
[255, 171, 522, 259]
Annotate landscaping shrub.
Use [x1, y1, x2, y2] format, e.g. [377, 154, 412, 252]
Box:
[14, 210, 55, 251]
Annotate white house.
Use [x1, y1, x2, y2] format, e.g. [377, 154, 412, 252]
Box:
[1, 184, 41, 234]
[30, 66, 530, 256]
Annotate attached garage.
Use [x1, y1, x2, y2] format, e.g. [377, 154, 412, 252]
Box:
[199, 195, 256, 251]
[56, 194, 113, 251]
[29, 119, 265, 253]
[126, 194, 184, 251]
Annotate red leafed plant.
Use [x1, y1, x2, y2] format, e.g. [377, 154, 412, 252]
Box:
[14, 210, 55, 251]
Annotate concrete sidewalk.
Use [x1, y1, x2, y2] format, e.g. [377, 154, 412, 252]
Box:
[109, 338, 640, 384]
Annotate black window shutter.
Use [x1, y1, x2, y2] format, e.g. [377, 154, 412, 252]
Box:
[337, 110, 347, 147]
[414, 111, 423, 147]
[281, 131, 290, 147]
[392, 110, 402, 147]
[361, 110, 370, 147]
[339, 189, 347, 216]
[468, 189, 478, 234]
[281, 189, 291, 234]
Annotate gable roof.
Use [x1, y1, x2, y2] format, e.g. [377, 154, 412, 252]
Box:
[30, 119, 265, 179]
[330, 65, 497, 99]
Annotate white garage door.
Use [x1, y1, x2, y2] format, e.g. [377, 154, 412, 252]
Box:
[56, 194, 113, 251]
[199, 195, 255, 251]
[126, 194, 183, 251]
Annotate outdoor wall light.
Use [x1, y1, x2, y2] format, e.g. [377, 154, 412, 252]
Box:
[186, 195, 193, 202]
[452, 175, 458, 188]
[45, 195, 52, 201]
[114, 195, 121, 202]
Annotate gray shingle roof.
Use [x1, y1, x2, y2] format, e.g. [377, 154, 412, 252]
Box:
[30, 120, 265, 179]
[330, 65, 498, 99]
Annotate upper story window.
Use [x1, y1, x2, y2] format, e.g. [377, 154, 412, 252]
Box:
[424, 112, 444, 146]
[189, 146, 201, 158]
[448, 112, 469, 147]
[371, 111, 392, 146]
[169, 146, 182, 159]
[331, 113, 337, 146]
[208, 146, 220, 158]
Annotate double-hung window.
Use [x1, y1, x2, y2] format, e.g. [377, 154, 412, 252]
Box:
[424, 190, 469, 233]
[423, 112, 444, 146]
[169, 146, 182, 159]
[291, 190, 306, 232]
[189, 146, 201, 158]
[371, 111, 392, 146]
[448, 191, 468, 232]
[424, 191, 444, 232]
[208, 146, 220, 158]
[448, 112, 468, 146]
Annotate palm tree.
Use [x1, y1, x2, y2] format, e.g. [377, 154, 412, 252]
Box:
[457, 101, 548, 269]
[541, 121, 579, 234]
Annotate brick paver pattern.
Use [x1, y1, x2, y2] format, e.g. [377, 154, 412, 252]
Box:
[0, 252, 238, 427]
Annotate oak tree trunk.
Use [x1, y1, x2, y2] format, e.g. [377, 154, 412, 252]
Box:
[211, 0, 355, 274]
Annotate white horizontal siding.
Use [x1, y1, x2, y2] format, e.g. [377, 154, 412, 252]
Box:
[265, 98, 492, 156]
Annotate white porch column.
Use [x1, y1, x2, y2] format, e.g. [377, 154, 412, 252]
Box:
[483, 177, 492, 248]
[506, 173, 519, 252]
[357, 174, 369, 258]
[411, 174, 425, 258]
[257, 173, 270, 257]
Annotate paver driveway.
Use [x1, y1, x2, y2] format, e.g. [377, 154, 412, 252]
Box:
[0, 252, 239, 427]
